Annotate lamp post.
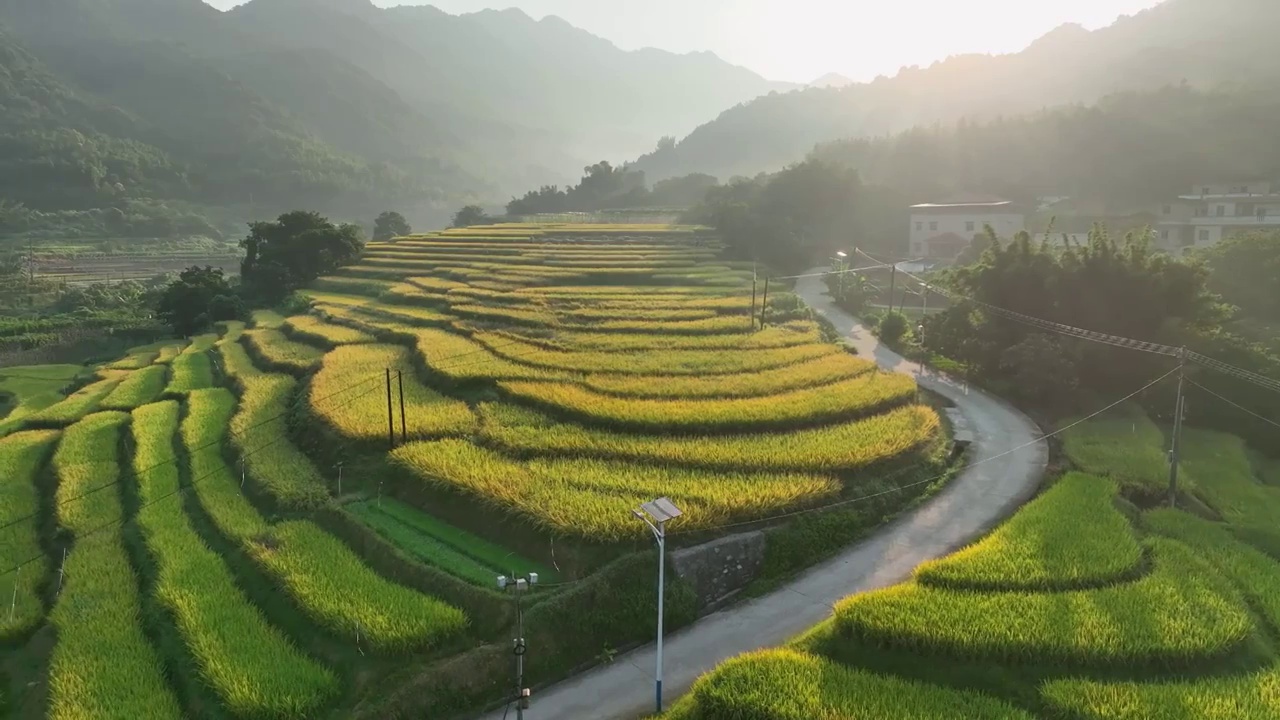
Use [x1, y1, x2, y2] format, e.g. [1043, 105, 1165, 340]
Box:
[497, 572, 539, 719]
[834, 250, 848, 299]
[632, 497, 683, 715]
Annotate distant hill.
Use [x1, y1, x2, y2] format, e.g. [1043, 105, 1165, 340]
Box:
[0, 0, 787, 226]
[809, 73, 854, 89]
[631, 0, 1280, 182]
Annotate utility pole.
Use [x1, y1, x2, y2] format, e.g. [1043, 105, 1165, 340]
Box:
[1168, 348, 1189, 507]
[750, 265, 757, 331]
[397, 370, 407, 445]
[497, 573, 538, 719]
[385, 369, 395, 451]
[888, 262, 897, 311]
[759, 276, 770, 328]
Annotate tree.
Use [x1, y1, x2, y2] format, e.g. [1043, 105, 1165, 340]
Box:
[999, 334, 1080, 411]
[240, 211, 363, 303]
[156, 266, 239, 336]
[373, 211, 411, 241]
[451, 205, 489, 228]
[1201, 231, 1280, 324]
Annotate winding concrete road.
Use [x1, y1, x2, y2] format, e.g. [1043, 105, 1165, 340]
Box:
[478, 269, 1046, 720]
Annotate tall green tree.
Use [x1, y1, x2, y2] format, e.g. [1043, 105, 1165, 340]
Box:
[240, 211, 363, 303]
[155, 266, 242, 336]
[451, 205, 490, 228]
[373, 211, 411, 242]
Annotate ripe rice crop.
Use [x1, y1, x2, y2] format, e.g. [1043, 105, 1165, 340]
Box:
[283, 314, 375, 348]
[182, 389, 469, 650]
[407, 276, 468, 294]
[348, 302, 453, 327]
[154, 344, 185, 364]
[26, 372, 126, 427]
[449, 303, 735, 327]
[1043, 510, 1280, 719]
[1176, 428, 1280, 557]
[230, 373, 332, 510]
[487, 323, 822, 352]
[0, 430, 60, 639]
[915, 473, 1143, 591]
[219, 337, 262, 380]
[109, 350, 159, 370]
[308, 276, 393, 296]
[242, 329, 325, 375]
[1042, 666, 1280, 720]
[0, 364, 82, 435]
[834, 538, 1251, 669]
[130, 402, 337, 716]
[299, 289, 375, 307]
[390, 439, 839, 541]
[99, 364, 168, 410]
[1060, 407, 1177, 496]
[473, 333, 839, 375]
[381, 283, 452, 307]
[251, 521, 469, 651]
[309, 344, 475, 441]
[678, 649, 1033, 720]
[515, 285, 731, 297]
[582, 353, 875, 399]
[164, 334, 217, 395]
[414, 328, 566, 383]
[479, 402, 941, 473]
[1143, 509, 1280, 630]
[251, 309, 287, 329]
[500, 372, 916, 433]
[219, 320, 246, 342]
[49, 411, 182, 719]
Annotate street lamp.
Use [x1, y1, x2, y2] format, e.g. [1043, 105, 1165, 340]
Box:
[497, 572, 539, 720]
[632, 497, 683, 714]
[833, 250, 849, 298]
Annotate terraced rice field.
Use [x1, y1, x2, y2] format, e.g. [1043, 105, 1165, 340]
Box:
[0, 223, 947, 719]
[668, 404, 1280, 720]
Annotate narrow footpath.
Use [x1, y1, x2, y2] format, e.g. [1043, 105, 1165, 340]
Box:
[478, 269, 1047, 720]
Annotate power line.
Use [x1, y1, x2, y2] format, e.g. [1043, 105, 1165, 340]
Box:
[850, 249, 1280, 395]
[670, 366, 1178, 536]
[1187, 379, 1280, 432]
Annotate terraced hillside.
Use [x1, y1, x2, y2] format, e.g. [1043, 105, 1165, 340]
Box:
[668, 403, 1280, 719]
[0, 223, 946, 719]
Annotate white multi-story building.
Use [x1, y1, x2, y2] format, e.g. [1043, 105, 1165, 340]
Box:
[908, 198, 1025, 260]
[1157, 182, 1280, 253]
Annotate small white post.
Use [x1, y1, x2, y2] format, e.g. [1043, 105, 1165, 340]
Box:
[57, 549, 67, 595]
[336, 463, 344, 496]
[8, 566, 19, 622]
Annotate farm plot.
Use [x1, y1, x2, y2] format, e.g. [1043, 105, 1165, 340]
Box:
[24, 370, 127, 427]
[243, 328, 325, 375]
[130, 401, 337, 717]
[671, 403, 1280, 720]
[182, 388, 468, 650]
[0, 363, 82, 434]
[164, 333, 217, 395]
[48, 411, 183, 719]
[0, 430, 60, 639]
[99, 363, 168, 410]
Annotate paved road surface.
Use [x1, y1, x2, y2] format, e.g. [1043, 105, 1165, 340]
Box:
[478, 269, 1047, 720]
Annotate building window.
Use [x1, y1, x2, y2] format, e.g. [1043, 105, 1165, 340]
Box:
[1198, 229, 1211, 242]
[1260, 208, 1269, 221]
[1160, 229, 1169, 240]
[929, 221, 938, 231]
[1162, 205, 1172, 215]
[915, 221, 923, 231]
[1238, 203, 1254, 217]
[1216, 205, 1226, 217]
[965, 221, 975, 232]
[1202, 187, 1211, 196]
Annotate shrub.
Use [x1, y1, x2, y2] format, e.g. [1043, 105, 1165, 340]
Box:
[878, 310, 909, 345]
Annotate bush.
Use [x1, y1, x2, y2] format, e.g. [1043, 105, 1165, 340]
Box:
[878, 311, 909, 345]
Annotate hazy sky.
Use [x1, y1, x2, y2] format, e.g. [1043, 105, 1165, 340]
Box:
[204, 0, 1167, 83]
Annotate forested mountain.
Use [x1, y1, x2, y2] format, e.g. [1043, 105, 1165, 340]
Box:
[0, 0, 786, 227]
[632, 0, 1280, 182]
[812, 85, 1280, 211]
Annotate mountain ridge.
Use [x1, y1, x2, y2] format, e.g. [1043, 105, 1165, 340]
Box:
[630, 0, 1280, 183]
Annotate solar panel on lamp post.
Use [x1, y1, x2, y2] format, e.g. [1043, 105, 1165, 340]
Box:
[632, 497, 683, 715]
